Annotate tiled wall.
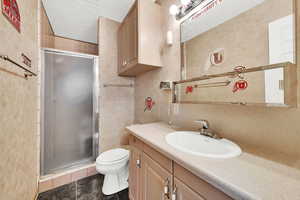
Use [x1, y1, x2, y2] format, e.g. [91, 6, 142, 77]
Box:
[0, 0, 39, 199]
[98, 17, 135, 153]
[134, 0, 300, 168]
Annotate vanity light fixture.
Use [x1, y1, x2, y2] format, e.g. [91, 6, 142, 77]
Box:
[169, 4, 179, 16]
[166, 30, 173, 46]
[181, 0, 191, 5]
[169, 0, 206, 20]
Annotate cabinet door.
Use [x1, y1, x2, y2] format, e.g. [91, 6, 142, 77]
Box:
[127, 5, 138, 65]
[141, 153, 172, 200]
[129, 146, 141, 200]
[118, 23, 127, 71]
[173, 178, 205, 200]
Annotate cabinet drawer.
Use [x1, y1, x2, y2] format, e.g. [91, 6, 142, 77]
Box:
[129, 134, 144, 150]
[142, 142, 172, 173]
[174, 177, 205, 200]
[129, 134, 172, 173]
[174, 163, 233, 200]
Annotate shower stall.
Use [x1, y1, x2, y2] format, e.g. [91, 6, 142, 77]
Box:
[40, 49, 99, 175]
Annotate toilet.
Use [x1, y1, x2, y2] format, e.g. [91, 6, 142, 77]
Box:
[96, 148, 130, 195]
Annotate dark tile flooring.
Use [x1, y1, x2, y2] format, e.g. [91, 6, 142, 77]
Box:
[38, 174, 129, 200]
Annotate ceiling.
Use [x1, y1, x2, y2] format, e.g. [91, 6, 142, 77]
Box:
[42, 0, 135, 44]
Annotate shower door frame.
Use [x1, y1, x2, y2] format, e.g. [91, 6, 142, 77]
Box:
[40, 48, 99, 176]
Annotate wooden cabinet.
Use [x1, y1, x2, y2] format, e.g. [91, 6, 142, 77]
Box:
[141, 153, 172, 200]
[173, 178, 205, 200]
[173, 163, 232, 200]
[128, 145, 142, 200]
[118, 0, 163, 77]
[129, 136, 143, 200]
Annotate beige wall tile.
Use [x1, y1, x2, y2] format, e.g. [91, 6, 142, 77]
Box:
[98, 17, 135, 153]
[71, 169, 87, 182]
[52, 174, 72, 188]
[87, 166, 98, 176]
[0, 0, 39, 199]
[39, 179, 53, 193]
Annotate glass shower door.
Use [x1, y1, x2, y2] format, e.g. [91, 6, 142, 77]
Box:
[42, 50, 98, 175]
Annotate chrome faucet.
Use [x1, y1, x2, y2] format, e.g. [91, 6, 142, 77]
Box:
[195, 120, 221, 139]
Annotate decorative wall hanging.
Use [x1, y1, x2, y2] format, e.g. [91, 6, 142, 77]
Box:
[210, 48, 225, 66]
[185, 86, 194, 94]
[232, 80, 248, 93]
[2, 0, 21, 32]
[204, 48, 225, 71]
[144, 97, 155, 112]
[232, 66, 248, 93]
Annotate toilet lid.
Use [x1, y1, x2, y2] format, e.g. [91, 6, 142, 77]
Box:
[97, 148, 129, 164]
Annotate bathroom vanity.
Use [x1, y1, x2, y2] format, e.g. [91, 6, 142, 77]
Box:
[126, 123, 300, 200]
[128, 133, 232, 200]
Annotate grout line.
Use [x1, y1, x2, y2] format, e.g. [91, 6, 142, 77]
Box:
[75, 181, 78, 200]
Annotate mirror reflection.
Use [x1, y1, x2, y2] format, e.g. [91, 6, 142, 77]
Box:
[178, 0, 296, 106]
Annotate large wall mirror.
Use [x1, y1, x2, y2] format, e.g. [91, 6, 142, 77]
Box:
[175, 0, 297, 107]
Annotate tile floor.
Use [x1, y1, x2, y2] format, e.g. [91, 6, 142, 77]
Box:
[37, 174, 129, 200]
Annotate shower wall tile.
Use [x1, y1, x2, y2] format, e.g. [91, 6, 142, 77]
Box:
[87, 166, 98, 176]
[71, 168, 88, 182]
[39, 179, 53, 194]
[53, 174, 72, 188]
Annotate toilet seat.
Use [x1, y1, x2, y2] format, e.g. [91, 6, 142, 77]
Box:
[96, 148, 129, 165]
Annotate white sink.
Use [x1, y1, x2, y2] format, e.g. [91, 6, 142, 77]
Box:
[165, 131, 242, 159]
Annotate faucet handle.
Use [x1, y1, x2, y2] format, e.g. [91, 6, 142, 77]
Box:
[194, 120, 209, 129]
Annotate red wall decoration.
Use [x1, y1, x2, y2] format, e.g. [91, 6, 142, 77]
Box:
[2, 0, 21, 32]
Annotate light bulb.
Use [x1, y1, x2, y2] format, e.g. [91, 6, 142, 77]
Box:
[181, 0, 191, 5]
[169, 4, 179, 16]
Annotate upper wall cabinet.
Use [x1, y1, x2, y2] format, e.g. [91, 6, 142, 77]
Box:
[118, 0, 163, 77]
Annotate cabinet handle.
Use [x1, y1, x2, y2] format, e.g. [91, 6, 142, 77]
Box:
[164, 178, 170, 199]
[136, 159, 141, 168]
[171, 185, 177, 200]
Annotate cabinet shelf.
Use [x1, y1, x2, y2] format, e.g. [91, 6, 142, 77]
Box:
[172, 62, 297, 107]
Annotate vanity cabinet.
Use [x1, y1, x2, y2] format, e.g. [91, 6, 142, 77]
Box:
[128, 136, 143, 200]
[174, 163, 232, 200]
[174, 177, 205, 200]
[128, 145, 142, 200]
[129, 135, 232, 200]
[118, 0, 163, 77]
[141, 153, 172, 200]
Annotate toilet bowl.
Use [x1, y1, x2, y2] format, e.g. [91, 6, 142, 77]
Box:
[96, 148, 130, 195]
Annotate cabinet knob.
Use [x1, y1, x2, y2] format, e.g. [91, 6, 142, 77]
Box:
[171, 185, 177, 200]
[136, 159, 141, 168]
[164, 178, 170, 199]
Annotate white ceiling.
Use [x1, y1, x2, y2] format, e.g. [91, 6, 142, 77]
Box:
[42, 0, 135, 44]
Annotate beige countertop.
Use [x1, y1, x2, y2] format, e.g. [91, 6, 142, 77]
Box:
[126, 122, 300, 200]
